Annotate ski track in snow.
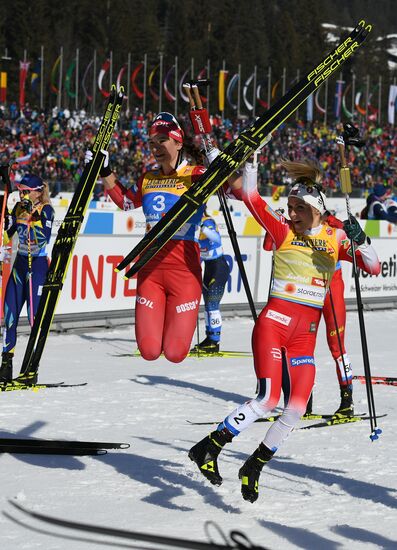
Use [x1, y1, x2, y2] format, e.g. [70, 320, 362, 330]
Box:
[0, 311, 396, 549]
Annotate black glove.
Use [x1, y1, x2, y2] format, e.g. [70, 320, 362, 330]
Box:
[20, 196, 33, 213]
[343, 215, 367, 246]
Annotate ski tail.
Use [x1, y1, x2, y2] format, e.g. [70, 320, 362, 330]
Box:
[115, 20, 371, 277]
[0, 382, 87, 392]
[354, 375, 397, 386]
[18, 87, 124, 378]
[0, 437, 129, 450]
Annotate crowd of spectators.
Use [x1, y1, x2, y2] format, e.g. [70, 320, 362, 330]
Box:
[0, 101, 395, 201]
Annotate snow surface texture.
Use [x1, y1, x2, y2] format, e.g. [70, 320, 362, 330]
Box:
[0, 310, 396, 550]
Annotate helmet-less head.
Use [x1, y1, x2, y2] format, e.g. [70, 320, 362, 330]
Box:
[283, 160, 327, 233]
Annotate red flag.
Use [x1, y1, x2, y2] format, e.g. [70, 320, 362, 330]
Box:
[19, 61, 30, 108]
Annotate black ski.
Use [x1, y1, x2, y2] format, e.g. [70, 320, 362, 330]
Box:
[127, 349, 252, 358]
[0, 437, 129, 455]
[17, 86, 124, 380]
[186, 413, 367, 426]
[299, 413, 387, 430]
[7, 500, 269, 549]
[0, 382, 87, 392]
[0, 445, 106, 456]
[115, 20, 371, 278]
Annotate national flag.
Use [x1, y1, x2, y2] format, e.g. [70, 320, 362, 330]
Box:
[218, 70, 228, 112]
[19, 61, 30, 108]
[0, 72, 7, 103]
[31, 58, 41, 96]
[388, 85, 397, 125]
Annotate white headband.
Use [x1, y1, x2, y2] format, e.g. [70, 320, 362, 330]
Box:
[288, 183, 327, 215]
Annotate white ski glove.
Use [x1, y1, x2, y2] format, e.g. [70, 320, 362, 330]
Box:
[84, 149, 111, 177]
[84, 150, 93, 164]
[205, 147, 220, 166]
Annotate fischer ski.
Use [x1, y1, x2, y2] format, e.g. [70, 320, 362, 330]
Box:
[354, 375, 397, 386]
[6, 500, 269, 549]
[186, 413, 367, 426]
[0, 445, 106, 456]
[0, 381, 87, 392]
[187, 350, 252, 358]
[130, 349, 252, 358]
[0, 437, 129, 455]
[299, 413, 387, 430]
[115, 20, 372, 278]
[17, 86, 124, 381]
[125, 350, 252, 359]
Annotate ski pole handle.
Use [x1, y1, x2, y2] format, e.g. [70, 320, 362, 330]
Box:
[183, 84, 196, 110]
[192, 85, 203, 110]
[336, 136, 352, 194]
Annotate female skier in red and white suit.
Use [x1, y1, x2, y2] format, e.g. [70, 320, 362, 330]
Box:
[98, 113, 206, 363]
[189, 159, 380, 502]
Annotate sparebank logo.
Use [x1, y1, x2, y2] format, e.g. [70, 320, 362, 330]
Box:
[290, 356, 315, 367]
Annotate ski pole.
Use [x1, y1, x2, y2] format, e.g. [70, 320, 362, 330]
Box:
[26, 220, 34, 327]
[184, 81, 257, 320]
[337, 125, 381, 441]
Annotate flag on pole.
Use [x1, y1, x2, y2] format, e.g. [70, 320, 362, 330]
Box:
[31, 58, 41, 97]
[306, 93, 313, 121]
[218, 69, 228, 112]
[388, 85, 397, 124]
[334, 79, 344, 119]
[0, 73, 7, 103]
[19, 61, 30, 108]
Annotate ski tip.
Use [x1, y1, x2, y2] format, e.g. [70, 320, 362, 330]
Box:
[122, 275, 128, 281]
[114, 267, 120, 273]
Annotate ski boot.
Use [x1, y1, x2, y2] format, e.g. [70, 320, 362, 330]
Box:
[190, 336, 219, 354]
[238, 443, 275, 503]
[0, 352, 14, 384]
[14, 371, 38, 387]
[188, 427, 233, 486]
[334, 386, 354, 417]
[304, 392, 313, 416]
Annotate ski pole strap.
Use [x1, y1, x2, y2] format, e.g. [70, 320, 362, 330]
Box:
[184, 83, 212, 135]
[189, 108, 212, 135]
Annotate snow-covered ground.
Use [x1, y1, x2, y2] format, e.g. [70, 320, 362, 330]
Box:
[0, 309, 396, 550]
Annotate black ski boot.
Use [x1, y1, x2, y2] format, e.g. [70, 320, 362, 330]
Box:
[188, 427, 233, 486]
[14, 371, 38, 386]
[0, 352, 13, 383]
[191, 336, 220, 354]
[304, 392, 313, 416]
[238, 443, 275, 503]
[334, 386, 354, 417]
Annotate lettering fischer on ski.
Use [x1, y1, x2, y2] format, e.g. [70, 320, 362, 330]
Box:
[307, 35, 361, 86]
[16, 86, 124, 381]
[115, 20, 372, 280]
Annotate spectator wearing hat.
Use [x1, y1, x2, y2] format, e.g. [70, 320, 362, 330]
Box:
[361, 183, 397, 223]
